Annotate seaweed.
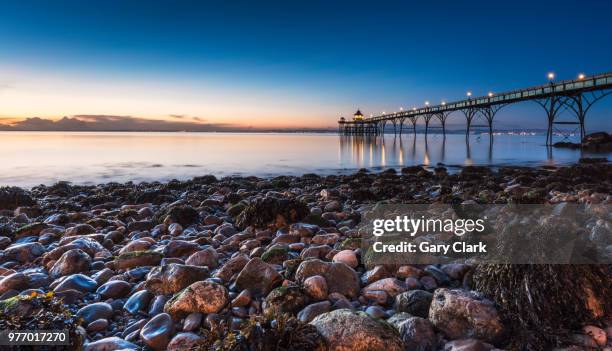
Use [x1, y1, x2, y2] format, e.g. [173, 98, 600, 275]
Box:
[236, 197, 309, 230]
[473, 264, 612, 350]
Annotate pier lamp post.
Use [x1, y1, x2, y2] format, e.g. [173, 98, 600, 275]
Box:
[466, 91, 472, 99]
[441, 101, 446, 106]
[488, 92, 494, 97]
[424, 101, 430, 107]
[412, 107, 416, 111]
[578, 73, 585, 80]
[547, 72, 555, 82]
[400, 107, 403, 111]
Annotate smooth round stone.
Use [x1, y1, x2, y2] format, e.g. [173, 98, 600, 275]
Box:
[167, 332, 207, 351]
[0, 272, 30, 295]
[303, 275, 328, 301]
[148, 295, 167, 316]
[365, 305, 387, 319]
[96, 280, 131, 299]
[77, 302, 113, 325]
[124, 290, 152, 314]
[53, 274, 97, 293]
[182, 312, 202, 332]
[83, 336, 138, 351]
[420, 276, 437, 291]
[140, 313, 174, 350]
[86, 319, 109, 332]
[231, 289, 251, 307]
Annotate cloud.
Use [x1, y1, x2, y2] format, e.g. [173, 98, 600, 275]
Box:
[0, 115, 234, 132]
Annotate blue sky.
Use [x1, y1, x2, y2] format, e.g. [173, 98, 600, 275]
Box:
[0, 0, 611, 130]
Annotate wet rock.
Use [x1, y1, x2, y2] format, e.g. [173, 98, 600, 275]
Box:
[261, 246, 290, 264]
[295, 259, 360, 298]
[332, 249, 358, 268]
[263, 285, 308, 317]
[185, 247, 219, 268]
[163, 240, 200, 258]
[148, 295, 167, 316]
[231, 289, 252, 307]
[96, 280, 131, 299]
[183, 312, 202, 332]
[118, 239, 153, 255]
[123, 289, 152, 314]
[303, 275, 328, 300]
[582, 325, 607, 346]
[164, 206, 200, 227]
[114, 250, 163, 270]
[234, 257, 282, 297]
[4, 242, 45, 263]
[214, 253, 249, 281]
[54, 274, 98, 293]
[49, 249, 91, 278]
[236, 196, 309, 229]
[140, 312, 174, 350]
[429, 288, 504, 343]
[87, 318, 109, 332]
[166, 332, 207, 351]
[77, 302, 113, 324]
[0, 272, 30, 295]
[443, 339, 494, 351]
[310, 309, 405, 351]
[164, 280, 229, 317]
[363, 278, 407, 298]
[397, 317, 436, 351]
[144, 263, 209, 295]
[298, 300, 331, 323]
[394, 290, 433, 318]
[84, 336, 138, 351]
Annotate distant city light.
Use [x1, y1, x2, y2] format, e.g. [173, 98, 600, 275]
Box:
[578, 73, 585, 80]
[547, 72, 555, 80]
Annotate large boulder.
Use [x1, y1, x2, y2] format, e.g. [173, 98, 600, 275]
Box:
[395, 290, 433, 318]
[164, 281, 229, 318]
[397, 317, 437, 351]
[429, 288, 504, 343]
[144, 263, 209, 295]
[310, 309, 405, 351]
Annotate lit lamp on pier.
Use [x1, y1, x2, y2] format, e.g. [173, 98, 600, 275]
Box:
[488, 92, 494, 97]
[547, 72, 555, 81]
[466, 91, 472, 99]
[578, 73, 585, 80]
[353, 109, 364, 121]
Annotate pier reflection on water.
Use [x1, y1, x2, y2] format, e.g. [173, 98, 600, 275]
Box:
[338, 133, 599, 170]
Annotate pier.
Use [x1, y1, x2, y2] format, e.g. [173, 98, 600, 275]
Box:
[339, 72, 612, 145]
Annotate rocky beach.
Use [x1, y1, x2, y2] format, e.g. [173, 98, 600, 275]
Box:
[0, 163, 611, 351]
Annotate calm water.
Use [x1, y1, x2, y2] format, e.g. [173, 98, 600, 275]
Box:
[0, 132, 608, 188]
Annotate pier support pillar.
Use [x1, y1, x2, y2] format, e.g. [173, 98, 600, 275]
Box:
[562, 90, 612, 141]
[462, 108, 479, 140]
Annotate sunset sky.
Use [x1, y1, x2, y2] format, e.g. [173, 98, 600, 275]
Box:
[0, 0, 611, 131]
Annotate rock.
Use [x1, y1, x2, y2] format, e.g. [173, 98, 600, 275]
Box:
[77, 302, 114, 324]
[583, 325, 607, 346]
[183, 312, 202, 332]
[214, 253, 249, 281]
[443, 339, 494, 351]
[54, 274, 98, 293]
[140, 313, 174, 350]
[263, 286, 308, 317]
[84, 336, 139, 351]
[144, 263, 209, 295]
[49, 249, 91, 278]
[394, 290, 433, 318]
[365, 305, 387, 318]
[114, 251, 163, 269]
[298, 301, 331, 323]
[185, 247, 219, 268]
[163, 240, 200, 258]
[87, 318, 109, 332]
[96, 280, 131, 299]
[164, 281, 229, 317]
[4, 242, 45, 263]
[165, 206, 200, 226]
[397, 317, 436, 351]
[0, 272, 30, 295]
[124, 290, 152, 314]
[296, 259, 360, 298]
[234, 257, 282, 297]
[303, 275, 328, 300]
[332, 250, 358, 268]
[310, 309, 405, 351]
[166, 332, 207, 351]
[324, 201, 341, 212]
[363, 278, 407, 298]
[429, 288, 504, 343]
[119, 239, 152, 255]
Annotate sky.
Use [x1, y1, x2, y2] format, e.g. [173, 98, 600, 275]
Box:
[0, 0, 611, 131]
